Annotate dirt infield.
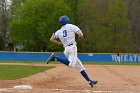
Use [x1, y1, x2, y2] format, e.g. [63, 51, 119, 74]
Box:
[0, 63, 140, 93]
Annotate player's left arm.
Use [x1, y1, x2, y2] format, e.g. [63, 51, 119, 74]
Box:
[50, 35, 63, 46]
[77, 30, 84, 40]
[72, 25, 84, 40]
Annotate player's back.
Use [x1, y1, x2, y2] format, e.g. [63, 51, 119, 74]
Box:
[56, 24, 80, 47]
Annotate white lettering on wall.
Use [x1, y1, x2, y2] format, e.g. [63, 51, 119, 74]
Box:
[112, 55, 120, 62]
[129, 55, 133, 62]
[138, 55, 140, 62]
[133, 55, 137, 62]
[124, 55, 128, 62]
[112, 54, 140, 62]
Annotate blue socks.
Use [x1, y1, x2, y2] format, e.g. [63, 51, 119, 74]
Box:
[55, 56, 69, 66]
[80, 70, 91, 82]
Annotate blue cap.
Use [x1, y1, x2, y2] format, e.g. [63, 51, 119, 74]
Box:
[59, 15, 70, 25]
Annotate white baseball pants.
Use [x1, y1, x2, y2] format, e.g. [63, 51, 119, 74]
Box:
[64, 44, 85, 72]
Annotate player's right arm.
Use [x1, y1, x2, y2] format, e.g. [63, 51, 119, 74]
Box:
[50, 35, 63, 46]
[50, 32, 63, 46]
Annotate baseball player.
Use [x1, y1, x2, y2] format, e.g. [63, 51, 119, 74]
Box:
[47, 15, 98, 88]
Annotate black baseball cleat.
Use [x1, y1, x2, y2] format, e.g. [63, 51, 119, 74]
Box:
[89, 80, 98, 88]
[46, 53, 55, 64]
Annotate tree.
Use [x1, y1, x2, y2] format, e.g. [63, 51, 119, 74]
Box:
[9, 0, 74, 51]
[77, 0, 131, 53]
[0, 0, 10, 50]
[126, 0, 140, 52]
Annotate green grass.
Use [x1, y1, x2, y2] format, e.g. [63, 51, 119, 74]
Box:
[0, 65, 54, 80]
[0, 61, 139, 80]
[82, 62, 140, 65]
[49, 61, 140, 65]
[0, 60, 44, 63]
[0, 60, 140, 66]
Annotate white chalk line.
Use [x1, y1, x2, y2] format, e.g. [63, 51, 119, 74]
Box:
[0, 88, 13, 92]
[53, 89, 112, 92]
[0, 88, 138, 93]
[45, 88, 138, 93]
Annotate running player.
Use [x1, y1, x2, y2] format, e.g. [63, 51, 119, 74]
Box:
[47, 15, 98, 88]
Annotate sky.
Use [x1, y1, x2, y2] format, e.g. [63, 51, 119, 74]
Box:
[7, 0, 11, 2]
[6, 0, 12, 6]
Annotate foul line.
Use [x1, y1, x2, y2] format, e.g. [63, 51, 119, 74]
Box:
[0, 88, 13, 92]
[0, 88, 138, 93]
[46, 89, 137, 93]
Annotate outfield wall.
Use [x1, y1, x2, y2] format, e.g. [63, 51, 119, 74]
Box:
[0, 52, 140, 62]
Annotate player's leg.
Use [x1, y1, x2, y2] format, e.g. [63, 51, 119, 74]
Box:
[67, 51, 77, 68]
[47, 45, 70, 65]
[75, 58, 98, 87]
[56, 45, 77, 68]
[47, 46, 77, 67]
[46, 53, 69, 65]
[54, 54, 76, 68]
[67, 47, 95, 83]
[54, 55, 69, 66]
[56, 46, 77, 68]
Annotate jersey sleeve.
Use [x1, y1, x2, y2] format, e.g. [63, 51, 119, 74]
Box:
[71, 25, 81, 33]
[53, 30, 59, 39]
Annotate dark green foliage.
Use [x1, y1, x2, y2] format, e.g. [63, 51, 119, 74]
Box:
[77, 0, 131, 53]
[9, 0, 74, 51]
[7, 0, 140, 52]
[0, 34, 4, 50]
